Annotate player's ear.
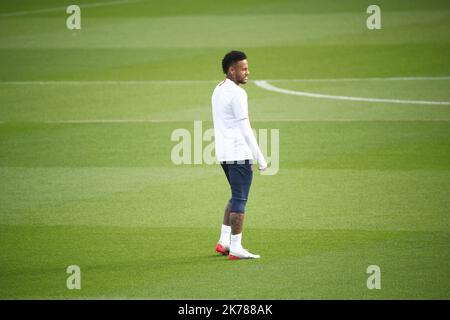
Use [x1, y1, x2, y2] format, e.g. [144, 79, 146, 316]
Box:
[229, 63, 236, 75]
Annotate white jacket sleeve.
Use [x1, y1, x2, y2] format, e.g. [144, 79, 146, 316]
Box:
[231, 87, 268, 169]
[237, 118, 267, 169]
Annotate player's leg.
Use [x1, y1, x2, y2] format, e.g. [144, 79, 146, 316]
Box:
[216, 200, 232, 255]
[223, 200, 232, 226]
[216, 163, 232, 255]
[228, 161, 260, 260]
[230, 211, 244, 234]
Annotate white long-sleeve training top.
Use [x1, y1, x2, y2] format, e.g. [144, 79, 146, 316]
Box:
[211, 78, 267, 168]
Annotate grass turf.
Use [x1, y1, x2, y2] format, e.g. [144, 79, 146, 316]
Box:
[0, 0, 449, 299]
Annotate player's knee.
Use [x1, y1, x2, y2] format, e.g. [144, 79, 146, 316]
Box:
[230, 198, 247, 213]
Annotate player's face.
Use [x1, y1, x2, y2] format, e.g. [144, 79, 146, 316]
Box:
[232, 59, 250, 84]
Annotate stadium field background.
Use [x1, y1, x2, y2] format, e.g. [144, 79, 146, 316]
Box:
[0, 0, 449, 299]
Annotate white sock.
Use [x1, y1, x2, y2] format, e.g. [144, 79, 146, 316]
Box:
[219, 224, 231, 245]
[230, 233, 243, 252]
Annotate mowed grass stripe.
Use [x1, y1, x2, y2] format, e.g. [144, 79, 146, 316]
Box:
[1, 166, 448, 231]
[2, 120, 450, 124]
[0, 121, 449, 170]
[0, 76, 449, 84]
[0, 224, 448, 299]
[0, 0, 143, 17]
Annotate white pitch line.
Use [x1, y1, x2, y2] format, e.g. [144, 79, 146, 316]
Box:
[264, 76, 450, 82]
[255, 80, 450, 106]
[0, 80, 216, 85]
[0, 0, 142, 17]
[249, 119, 450, 122]
[43, 119, 184, 124]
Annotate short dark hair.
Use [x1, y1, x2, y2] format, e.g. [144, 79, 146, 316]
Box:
[222, 50, 247, 74]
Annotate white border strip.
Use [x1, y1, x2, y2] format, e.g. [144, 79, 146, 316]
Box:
[254, 80, 450, 105]
[0, 0, 142, 17]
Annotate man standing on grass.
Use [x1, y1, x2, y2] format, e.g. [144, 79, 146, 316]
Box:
[211, 50, 267, 260]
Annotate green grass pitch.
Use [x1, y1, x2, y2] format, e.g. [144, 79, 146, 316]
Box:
[0, 0, 449, 299]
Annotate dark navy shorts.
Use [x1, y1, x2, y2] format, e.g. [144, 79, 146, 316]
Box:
[220, 159, 253, 213]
